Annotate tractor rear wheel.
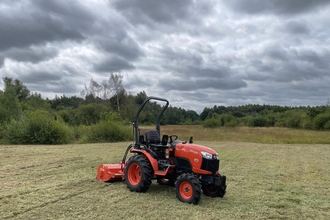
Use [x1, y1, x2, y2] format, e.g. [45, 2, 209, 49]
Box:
[175, 173, 201, 204]
[125, 155, 153, 192]
[202, 184, 225, 198]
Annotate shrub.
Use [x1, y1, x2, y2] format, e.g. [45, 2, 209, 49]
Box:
[220, 114, 238, 127]
[6, 110, 71, 144]
[324, 121, 330, 130]
[0, 106, 10, 124]
[58, 109, 71, 124]
[86, 121, 132, 143]
[300, 119, 313, 130]
[74, 103, 110, 125]
[202, 118, 220, 128]
[248, 116, 268, 127]
[71, 125, 88, 143]
[6, 118, 29, 144]
[264, 113, 278, 126]
[313, 113, 330, 130]
[224, 120, 238, 127]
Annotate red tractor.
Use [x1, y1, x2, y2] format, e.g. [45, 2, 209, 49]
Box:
[96, 97, 226, 204]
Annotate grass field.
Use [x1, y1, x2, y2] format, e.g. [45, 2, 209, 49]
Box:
[147, 125, 330, 144]
[1, 135, 329, 219]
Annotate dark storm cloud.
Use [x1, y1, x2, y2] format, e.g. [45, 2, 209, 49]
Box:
[241, 36, 330, 84]
[263, 44, 289, 61]
[283, 21, 311, 35]
[159, 77, 247, 91]
[20, 71, 62, 84]
[34, 0, 95, 22]
[0, 0, 88, 51]
[159, 46, 232, 78]
[112, 0, 213, 25]
[186, 66, 232, 78]
[30, 79, 79, 94]
[159, 47, 204, 67]
[124, 74, 153, 90]
[273, 62, 327, 82]
[95, 36, 144, 61]
[0, 47, 59, 64]
[298, 49, 330, 70]
[93, 56, 135, 72]
[223, 0, 330, 15]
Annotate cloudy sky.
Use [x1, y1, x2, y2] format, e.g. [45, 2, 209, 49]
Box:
[1, 0, 330, 112]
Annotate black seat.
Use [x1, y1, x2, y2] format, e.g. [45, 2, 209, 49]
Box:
[145, 130, 160, 144]
[145, 130, 169, 151]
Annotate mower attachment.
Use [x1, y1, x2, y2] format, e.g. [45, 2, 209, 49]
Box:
[96, 163, 124, 182]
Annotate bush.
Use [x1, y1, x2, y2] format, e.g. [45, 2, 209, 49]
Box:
[58, 109, 71, 124]
[313, 113, 330, 130]
[202, 118, 220, 128]
[324, 121, 330, 130]
[264, 113, 277, 127]
[300, 119, 313, 130]
[6, 110, 71, 144]
[220, 114, 238, 127]
[86, 121, 132, 143]
[6, 118, 29, 144]
[248, 116, 268, 127]
[0, 106, 10, 124]
[74, 103, 110, 125]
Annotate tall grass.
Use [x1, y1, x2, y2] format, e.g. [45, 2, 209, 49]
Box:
[141, 125, 330, 144]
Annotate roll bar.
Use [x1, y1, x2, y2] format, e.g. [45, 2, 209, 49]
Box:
[133, 96, 169, 143]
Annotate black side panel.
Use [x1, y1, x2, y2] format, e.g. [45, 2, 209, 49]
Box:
[173, 157, 192, 171]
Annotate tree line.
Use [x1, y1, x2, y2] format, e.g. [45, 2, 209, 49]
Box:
[0, 75, 329, 144]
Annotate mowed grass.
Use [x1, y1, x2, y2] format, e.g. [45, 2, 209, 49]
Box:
[1, 139, 330, 219]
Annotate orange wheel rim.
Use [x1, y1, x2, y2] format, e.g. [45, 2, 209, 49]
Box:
[179, 181, 193, 199]
[128, 163, 141, 185]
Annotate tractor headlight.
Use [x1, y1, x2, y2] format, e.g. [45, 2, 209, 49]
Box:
[201, 151, 212, 160]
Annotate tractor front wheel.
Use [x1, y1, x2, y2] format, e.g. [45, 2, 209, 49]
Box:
[202, 184, 225, 198]
[175, 173, 201, 204]
[124, 155, 153, 192]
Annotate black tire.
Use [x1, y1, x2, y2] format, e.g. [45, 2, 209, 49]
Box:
[157, 177, 175, 187]
[202, 184, 226, 198]
[175, 173, 202, 204]
[124, 155, 153, 192]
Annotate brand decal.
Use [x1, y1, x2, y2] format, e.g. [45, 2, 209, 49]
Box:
[190, 149, 198, 154]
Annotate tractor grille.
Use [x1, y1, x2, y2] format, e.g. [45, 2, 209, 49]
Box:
[201, 158, 219, 174]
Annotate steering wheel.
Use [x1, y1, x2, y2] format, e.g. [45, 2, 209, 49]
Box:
[169, 135, 178, 143]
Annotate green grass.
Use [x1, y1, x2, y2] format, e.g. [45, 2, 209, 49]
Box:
[1, 140, 329, 219]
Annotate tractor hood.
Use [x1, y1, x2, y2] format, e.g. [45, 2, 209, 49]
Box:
[174, 142, 219, 160]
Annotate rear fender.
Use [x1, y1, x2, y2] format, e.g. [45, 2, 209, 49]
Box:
[130, 148, 158, 171]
